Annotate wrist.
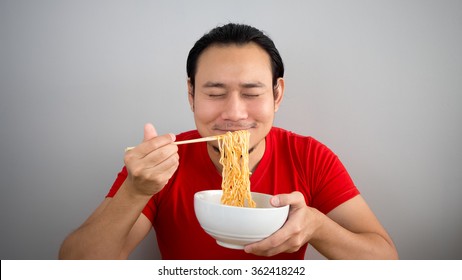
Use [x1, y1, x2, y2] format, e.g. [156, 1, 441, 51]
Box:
[119, 180, 154, 204]
[308, 207, 327, 244]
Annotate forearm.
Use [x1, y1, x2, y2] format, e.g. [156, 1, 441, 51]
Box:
[59, 182, 151, 259]
[310, 212, 398, 260]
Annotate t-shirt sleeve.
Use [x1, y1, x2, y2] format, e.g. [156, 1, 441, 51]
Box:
[308, 139, 360, 214]
[106, 166, 155, 224]
[106, 166, 128, 198]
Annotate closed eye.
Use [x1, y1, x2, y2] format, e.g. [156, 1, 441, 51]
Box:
[242, 93, 261, 98]
[207, 93, 226, 98]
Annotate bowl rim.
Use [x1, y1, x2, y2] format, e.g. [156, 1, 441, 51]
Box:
[194, 189, 289, 211]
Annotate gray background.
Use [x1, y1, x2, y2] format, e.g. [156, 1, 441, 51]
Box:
[1, 0, 461, 260]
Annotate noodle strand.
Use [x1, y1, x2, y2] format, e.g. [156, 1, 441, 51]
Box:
[218, 130, 256, 208]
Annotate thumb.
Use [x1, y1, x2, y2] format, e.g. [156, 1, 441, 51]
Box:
[143, 123, 158, 142]
[270, 191, 305, 208]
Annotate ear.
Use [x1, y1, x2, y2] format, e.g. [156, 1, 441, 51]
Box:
[187, 78, 194, 112]
[274, 78, 285, 112]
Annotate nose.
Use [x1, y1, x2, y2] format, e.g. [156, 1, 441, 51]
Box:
[221, 93, 248, 121]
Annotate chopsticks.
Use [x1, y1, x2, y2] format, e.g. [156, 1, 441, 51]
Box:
[172, 135, 221, 145]
[124, 135, 221, 152]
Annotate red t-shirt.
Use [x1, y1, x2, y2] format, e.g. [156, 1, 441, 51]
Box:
[107, 127, 359, 259]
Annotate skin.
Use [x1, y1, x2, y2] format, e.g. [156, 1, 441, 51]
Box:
[187, 42, 284, 173]
[59, 42, 398, 259]
[59, 125, 177, 259]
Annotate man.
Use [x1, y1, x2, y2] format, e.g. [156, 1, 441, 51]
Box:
[59, 23, 398, 259]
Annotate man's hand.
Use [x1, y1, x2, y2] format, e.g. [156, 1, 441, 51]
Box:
[123, 123, 179, 196]
[244, 191, 320, 257]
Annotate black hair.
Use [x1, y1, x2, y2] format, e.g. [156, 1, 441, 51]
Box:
[186, 23, 284, 93]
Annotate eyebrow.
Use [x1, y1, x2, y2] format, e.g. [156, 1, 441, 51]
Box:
[202, 82, 226, 88]
[202, 81, 266, 89]
[241, 82, 266, 88]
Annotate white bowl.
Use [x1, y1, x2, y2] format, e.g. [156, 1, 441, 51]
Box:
[194, 190, 289, 249]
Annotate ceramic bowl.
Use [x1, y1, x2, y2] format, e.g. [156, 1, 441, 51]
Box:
[194, 190, 289, 249]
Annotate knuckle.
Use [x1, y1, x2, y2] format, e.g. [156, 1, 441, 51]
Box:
[130, 166, 144, 178]
[147, 140, 161, 151]
[288, 234, 305, 250]
[149, 171, 168, 186]
[156, 148, 169, 159]
[286, 246, 300, 253]
[123, 153, 134, 165]
[292, 223, 303, 234]
[294, 191, 306, 202]
[157, 146, 177, 161]
[168, 154, 180, 166]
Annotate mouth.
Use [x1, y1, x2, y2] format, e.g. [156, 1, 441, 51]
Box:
[208, 123, 258, 154]
[212, 122, 257, 133]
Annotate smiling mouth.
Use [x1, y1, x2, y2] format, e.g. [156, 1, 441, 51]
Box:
[212, 122, 257, 132]
[209, 123, 257, 153]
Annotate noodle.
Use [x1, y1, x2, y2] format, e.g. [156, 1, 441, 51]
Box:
[217, 130, 256, 208]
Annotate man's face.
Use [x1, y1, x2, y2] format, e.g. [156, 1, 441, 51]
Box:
[188, 42, 284, 153]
